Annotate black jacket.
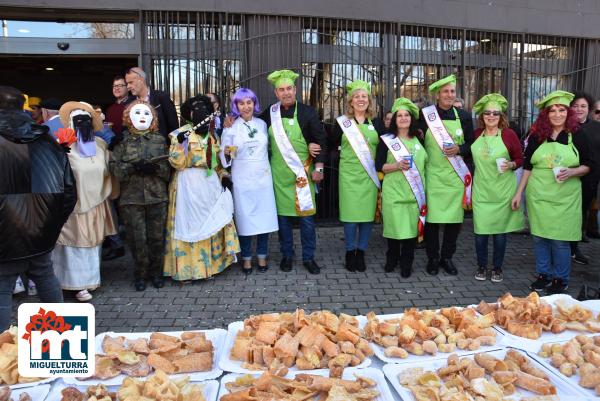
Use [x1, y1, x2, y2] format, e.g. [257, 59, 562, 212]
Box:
[0, 110, 77, 262]
[127, 90, 179, 140]
[258, 101, 328, 164]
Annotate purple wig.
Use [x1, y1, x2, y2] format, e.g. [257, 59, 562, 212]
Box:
[230, 88, 260, 117]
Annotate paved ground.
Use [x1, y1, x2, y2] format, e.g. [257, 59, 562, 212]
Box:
[10, 218, 600, 333]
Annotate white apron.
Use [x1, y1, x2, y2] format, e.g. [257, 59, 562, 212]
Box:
[173, 167, 234, 243]
[220, 117, 278, 236]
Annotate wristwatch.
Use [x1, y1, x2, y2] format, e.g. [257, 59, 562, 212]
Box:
[315, 167, 324, 174]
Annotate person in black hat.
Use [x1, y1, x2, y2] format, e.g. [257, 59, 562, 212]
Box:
[41, 97, 64, 137]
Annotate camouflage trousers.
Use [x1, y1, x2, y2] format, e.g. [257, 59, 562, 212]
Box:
[119, 203, 167, 280]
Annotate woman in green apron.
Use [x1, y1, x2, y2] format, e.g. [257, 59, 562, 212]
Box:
[376, 98, 427, 277]
[471, 94, 524, 283]
[511, 91, 591, 295]
[331, 80, 383, 272]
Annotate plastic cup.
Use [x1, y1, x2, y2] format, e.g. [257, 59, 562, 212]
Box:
[403, 154, 413, 168]
[229, 145, 238, 159]
[553, 166, 565, 183]
[496, 158, 507, 174]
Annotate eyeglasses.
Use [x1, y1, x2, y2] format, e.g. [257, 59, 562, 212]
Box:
[482, 111, 501, 117]
[112, 84, 127, 89]
[594, 110, 600, 115]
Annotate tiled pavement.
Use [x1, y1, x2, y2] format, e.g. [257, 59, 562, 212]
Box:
[10, 218, 600, 333]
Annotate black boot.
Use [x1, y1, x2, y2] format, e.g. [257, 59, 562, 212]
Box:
[345, 250, 356, 272]
[355, 249, 366, 272]
[400, 264, 412, 278]
[440, 258, 458, 275]
[426, 258, 439, 275]
[384, 254, 397, 272]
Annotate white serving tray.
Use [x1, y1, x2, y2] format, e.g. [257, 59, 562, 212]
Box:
[218, 320, 371, 374]
[64, 328, 226, 385]
[581, 299, 600, 311]
[8, 377, 55, 390]
[382, 348, 582, 401]
[356, 313, 506, 365]
[495, 294, 600, 352]
[5, 383, 50, 400]
[217, 367, 395, 401]
[526, 336, 598, 399]
[45, 378, 219, 401]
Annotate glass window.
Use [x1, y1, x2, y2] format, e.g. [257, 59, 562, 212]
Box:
[1, 20, 135, 39]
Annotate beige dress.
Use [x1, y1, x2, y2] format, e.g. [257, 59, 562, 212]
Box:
[52, 138, 116, 290]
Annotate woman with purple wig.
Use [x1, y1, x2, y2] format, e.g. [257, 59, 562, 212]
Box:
[220, 88, 278, 274]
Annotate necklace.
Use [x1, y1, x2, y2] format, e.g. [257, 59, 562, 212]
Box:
[244, 122, 257, 138]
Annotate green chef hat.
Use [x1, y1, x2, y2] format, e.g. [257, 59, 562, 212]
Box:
[428, 74, 456, 94]
[346, 80, 371, 96]
[391, 97, 419, 120]
[535, 90, 575, 110]
[473, 93, 508, 115]
[267, 69, 299, 88]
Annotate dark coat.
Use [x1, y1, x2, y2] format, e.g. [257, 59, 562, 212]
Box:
[0, 110, 77, 262]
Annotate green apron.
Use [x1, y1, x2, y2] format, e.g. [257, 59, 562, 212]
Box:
[471, 131, 524, 234]
[424, 108, 465, 223]
[526, 134, 582, 241]
[268, 105, 316, 217]
[382, 136, 428, 239]
[339, 120, 379, 222]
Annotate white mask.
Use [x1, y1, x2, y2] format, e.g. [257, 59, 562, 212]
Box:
[129, 104, 153, 131]
[68, 109, 91, 130]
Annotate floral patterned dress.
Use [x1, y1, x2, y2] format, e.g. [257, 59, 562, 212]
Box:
[163, 125, 240, 280]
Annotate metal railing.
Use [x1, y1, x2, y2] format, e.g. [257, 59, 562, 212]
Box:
[142, 11, 600, 219]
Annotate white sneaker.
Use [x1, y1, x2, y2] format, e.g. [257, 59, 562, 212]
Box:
[13, 277, 25, 294]
[75, 290, 92, 302]
[27, 280, 37, 296]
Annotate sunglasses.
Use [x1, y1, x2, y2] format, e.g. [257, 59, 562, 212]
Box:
[594, 110, 600, 115]
[482, 111, 501, 116]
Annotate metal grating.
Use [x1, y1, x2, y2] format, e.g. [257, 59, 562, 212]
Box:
[142, 11, 600, 219]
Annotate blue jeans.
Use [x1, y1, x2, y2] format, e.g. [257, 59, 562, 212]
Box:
[239, 233, 270, 261]
[0, 252, 64, 331]
[474, 233, 507, 269]
[532, 235, 571, 283]
[277, 215, 316, 262]
[343, 222, 374, 251]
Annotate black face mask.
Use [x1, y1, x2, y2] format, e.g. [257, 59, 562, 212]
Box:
[72, 114, 94, 142]
[191, 100, 211, 134]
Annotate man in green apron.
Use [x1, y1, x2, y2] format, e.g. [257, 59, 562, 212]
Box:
[419, 75, 474, 276]
[258, 70, 327, 274]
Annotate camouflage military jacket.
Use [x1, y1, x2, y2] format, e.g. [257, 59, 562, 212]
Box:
[110, 129, 170, 206]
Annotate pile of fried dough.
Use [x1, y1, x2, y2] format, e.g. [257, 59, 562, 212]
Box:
[0, 327, 42, 386]
[221, 370, 379, 401]
[61, 370, 205, 401]
[477, 292, 600, 340]
[85, 332, 213, 381]
[363, 307, 497, 359]
[538, 334, 600, 395]
[230, 309, 373, 377]
[0, 386, 32, 401]
[399, 349, 557, 401]
[60, 384, 117, 401]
